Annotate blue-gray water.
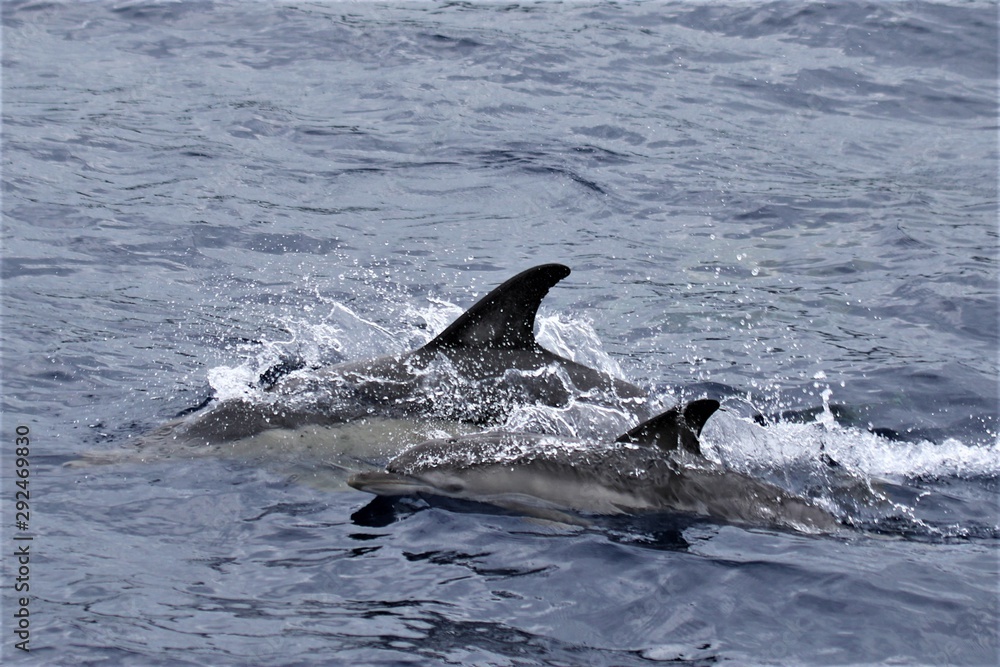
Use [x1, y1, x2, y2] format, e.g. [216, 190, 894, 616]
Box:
[2, 1, 998, 665]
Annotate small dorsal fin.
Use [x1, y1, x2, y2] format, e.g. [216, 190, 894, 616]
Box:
[424, 264, 571, 351]
[615, 399, 720, 455]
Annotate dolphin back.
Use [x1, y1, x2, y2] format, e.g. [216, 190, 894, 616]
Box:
[423, 264, 571, 351]
[615, 399, 720, 455]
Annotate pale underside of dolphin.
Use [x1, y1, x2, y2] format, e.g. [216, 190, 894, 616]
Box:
[348, 400, 843, 533]
[150, 264, 648, 447]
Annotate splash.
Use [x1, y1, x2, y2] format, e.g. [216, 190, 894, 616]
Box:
[403, 298, 465, 347]
[205, 301, 409, 399]
[535, 312, 629, 382]
[195, 293, 996, 538]
[502, 400, 638, 440]
[698, 401, 1000, 539]
[700, 401, 1000, 481]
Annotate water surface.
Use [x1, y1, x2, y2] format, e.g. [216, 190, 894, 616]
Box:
[2, 1, 997, 665]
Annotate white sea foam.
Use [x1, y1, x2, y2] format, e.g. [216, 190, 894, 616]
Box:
[205, 365, 260, 402]
[701, 409, 1000, 481]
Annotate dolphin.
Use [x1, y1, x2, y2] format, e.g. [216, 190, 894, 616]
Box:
[348, 400, 843, 533]
[150, 264, 647, 446]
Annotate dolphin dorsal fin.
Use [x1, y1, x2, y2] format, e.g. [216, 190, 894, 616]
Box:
[423, 264, 571, 351]
[615, 399, 720, 455]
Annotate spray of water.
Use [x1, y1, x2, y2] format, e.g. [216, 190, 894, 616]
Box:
[200, 293, 997, 538]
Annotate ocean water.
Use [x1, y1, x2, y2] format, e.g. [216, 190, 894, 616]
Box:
[2, 1, 998, 665]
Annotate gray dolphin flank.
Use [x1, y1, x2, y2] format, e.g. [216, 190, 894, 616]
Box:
[348, 400, 843, 533]
[155, 264, 647, 445]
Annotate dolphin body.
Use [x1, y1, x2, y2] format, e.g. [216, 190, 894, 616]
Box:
[153, 264, 647, 446]
[348, 400, 843, 533]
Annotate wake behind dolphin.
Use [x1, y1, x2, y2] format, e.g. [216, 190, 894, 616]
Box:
[349, 400, 843, 533]
[147, 264, 648, 447]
